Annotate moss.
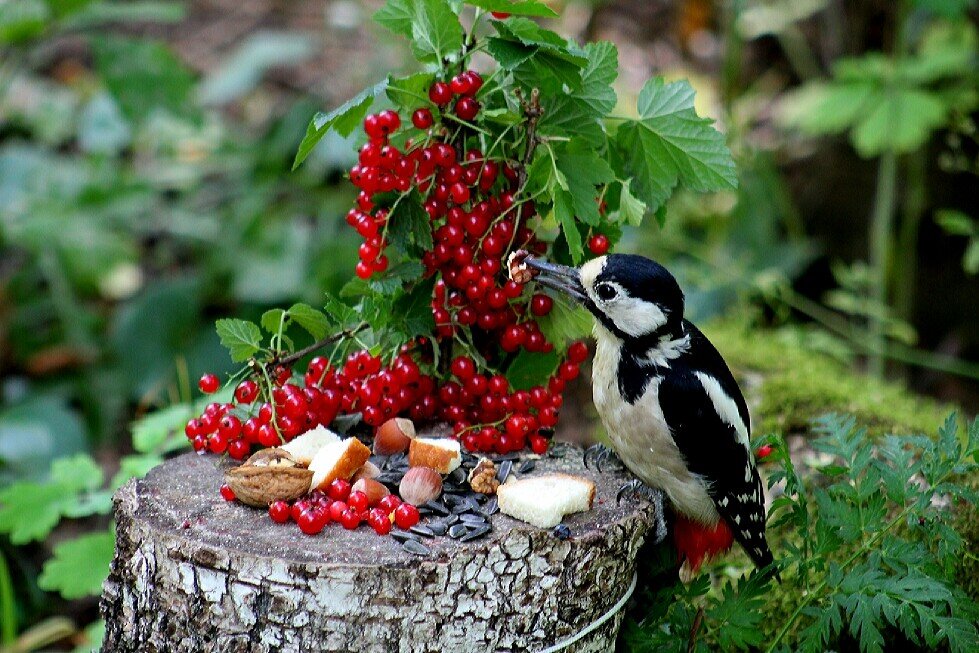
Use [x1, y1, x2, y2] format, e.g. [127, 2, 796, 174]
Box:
[953, 492, 979, 602]
[702, 319, 953, 437]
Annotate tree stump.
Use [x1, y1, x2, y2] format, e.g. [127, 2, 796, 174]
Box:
[100, 442, 661, 653]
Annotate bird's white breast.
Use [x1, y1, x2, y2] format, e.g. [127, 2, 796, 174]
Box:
[592, 327, 720, 525]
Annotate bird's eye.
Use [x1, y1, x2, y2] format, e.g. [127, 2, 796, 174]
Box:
[596, 283, 617, 301]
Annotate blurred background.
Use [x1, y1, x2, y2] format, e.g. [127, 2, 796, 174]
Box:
[0, 0, 976, 649]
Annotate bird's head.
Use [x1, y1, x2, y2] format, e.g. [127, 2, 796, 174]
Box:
[525, 253, 685, 347]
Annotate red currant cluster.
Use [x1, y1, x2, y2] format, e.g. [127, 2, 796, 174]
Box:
[190, 72, 599, 461]
[223, 478, 420, 537]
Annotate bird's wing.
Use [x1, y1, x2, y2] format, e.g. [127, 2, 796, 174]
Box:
[658, 369, 774, 570]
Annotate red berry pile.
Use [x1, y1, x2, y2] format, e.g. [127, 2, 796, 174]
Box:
[187, 73, 598, 461]
[266, 480, 420, 537]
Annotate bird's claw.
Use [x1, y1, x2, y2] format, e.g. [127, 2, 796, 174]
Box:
[584, 443, 624, 472]
[617, 479, 668, 544]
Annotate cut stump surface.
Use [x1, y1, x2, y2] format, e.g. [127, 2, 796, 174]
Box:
[101, 441, 661, 653]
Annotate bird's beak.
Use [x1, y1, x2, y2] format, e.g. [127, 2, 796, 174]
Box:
[525, 255, 588, 304]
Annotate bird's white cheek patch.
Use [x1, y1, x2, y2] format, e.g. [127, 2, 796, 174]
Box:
[610, 297, 668, 338]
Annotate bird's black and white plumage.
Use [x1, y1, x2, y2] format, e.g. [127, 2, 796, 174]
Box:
[526, 253, 774, 576]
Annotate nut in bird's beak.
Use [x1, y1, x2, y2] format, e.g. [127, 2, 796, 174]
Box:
[524, 255, 588, 304]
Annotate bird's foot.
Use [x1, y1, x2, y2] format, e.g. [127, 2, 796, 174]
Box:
[616, 479, 668, 544]
[583, 443, 624, 472]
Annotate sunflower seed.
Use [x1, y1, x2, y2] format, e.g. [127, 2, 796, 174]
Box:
[427, 520, 448, 536]
[410, 525, 435, 537]
[518, 460, 536, 474]
[391, 528, 421, 542]
[483, 496, 499, 515]
[460, 513, 487, 525]
[448, 468, 467, 485]
[460, 524, 491, 541]
[423, 500, 449, 515]
[496, 460, 513, 483]
[443, 513, 459, 526]
[402, 539, 431, 556]
[553, 524, 571, 540]
[448, 524, 468, 539]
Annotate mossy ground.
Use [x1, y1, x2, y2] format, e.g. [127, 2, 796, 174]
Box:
[702, 318, 955, 438]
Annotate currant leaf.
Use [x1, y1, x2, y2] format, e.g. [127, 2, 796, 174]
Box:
[375, 0, 463, 63]
[215, 318, 263, 362]
[39, 529, 115, 599]
[287, 303, 331, 340]
[292, 80, 386, 169]
[553, 142, 614, 226]
[506, 350, 560, 390]
[539, 40, 618, 146]
[616, 78, 737, 214]
[466, 0, 558, 18]
[386, 189, 433, 254]
[617, 179, 647, 226]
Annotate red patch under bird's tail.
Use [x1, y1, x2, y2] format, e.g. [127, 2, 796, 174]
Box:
[673, 514, 735, 573]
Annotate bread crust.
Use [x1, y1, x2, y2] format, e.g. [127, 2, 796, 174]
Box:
[408, 437, 462, 474]
[310, 438, 371, 490]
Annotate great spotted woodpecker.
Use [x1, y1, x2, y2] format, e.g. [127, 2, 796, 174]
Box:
[519, 252, 775, 580]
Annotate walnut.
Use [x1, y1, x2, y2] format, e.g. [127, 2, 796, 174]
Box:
[224, 449, 313, 507]
[468, 458, 500, 495]
[507, 250, 536, 285]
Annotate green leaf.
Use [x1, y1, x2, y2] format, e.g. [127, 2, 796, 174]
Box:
[538, 294, 594, 344]
[963, 240, 979, 275]
[617, 78, 737, 214]
[375, 0, 463, 63]
[131, 403, 192, 454]
[386, 72, 435, 110]
[39, 530, 115, 600]
[935, 209, 975, 236]
[387, 190, 433, 253]
[492, 19, 587, 92]
[50, 455, 103, 493]
[554, 142, 614, 226]
[261, 308, 286, 334]
[0, 0, 50, 44]
[851, 88, 947, 157]
[781, 82, 876, 136]
[393, 277, 437, 340]
[293, 81, 385, 169]
[0, 396, 87, 485]
[0, 483, 74, 543]
[466, 0, 558, 17]
[553, 192, 584, 263]
[288, 303, 330, 340]
[617, 179, 647, 226]
[215, 318, 263, 362]
[506, 350, 560, 390]
[539, 41, 618, 146]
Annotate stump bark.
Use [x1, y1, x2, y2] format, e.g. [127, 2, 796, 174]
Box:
[101, 443, 661, 653]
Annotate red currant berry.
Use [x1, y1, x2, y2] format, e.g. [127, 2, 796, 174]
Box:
[329, 500, 348, 522]
[558, 361, 580, 381]
[588, 234, 610, 255]
[756, 445, 774, 460]
[450, 73, 473, 96]
[297, 508, 327, 535]
[412, 107, 434, 129]
[377, 494, 402, 514]
[198, 373, 220, 394]
[567, 341, 589, 364]
[327, 478, 352, 502]
[219, 484, 236, 501]
[394, 503, 421, 529]
[339, 507, 362, 530]
[367, 507, 393, 535]
[454, 97, 480, 121]
[269, 500, 291, 523]
[491, 11, 511, 18]
[228, 439, 250, 460]
[529, 434, 549, 455]
[208, 432, 229, 454]
[429, 81, 452, 106]
[450, 356, 476, 381]
[234, 379, 259, 403]
[530, 294, 553, 317]
[348, 490, 370, 513]
[377, 109, 401, 134]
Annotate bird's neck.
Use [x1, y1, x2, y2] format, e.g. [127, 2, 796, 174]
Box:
[623, 320, 687, 361]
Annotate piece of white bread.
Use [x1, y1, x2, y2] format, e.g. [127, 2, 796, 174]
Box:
[308, 437, 372, 490]
[280, 425, 341, 466]
[497, 474, 596, 528]
[408, 437, 462, 474]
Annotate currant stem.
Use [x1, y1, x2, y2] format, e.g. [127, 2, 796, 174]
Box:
[270, 323, 369, 370]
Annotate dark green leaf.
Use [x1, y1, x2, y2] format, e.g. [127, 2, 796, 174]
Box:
[293, 81, 385, 169]
[215, 318, 263, 362]
[387, 72, 436, 110]
[506, 350, 560, 389]
[375, 0, 463, 62]
[539, 41, 618, 146]
[387, 190, 433, 253]
[554, 142, 614, 226]
[617, 78, 737, 214]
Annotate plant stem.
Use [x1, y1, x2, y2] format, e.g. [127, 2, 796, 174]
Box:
[765, 506, 913, 653]
[269, 323, 368, 370]
[0, 550, 15, 645]
[868, 148, 898, 379]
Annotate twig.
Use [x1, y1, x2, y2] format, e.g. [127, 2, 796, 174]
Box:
[687, 605, 705, 653]
[266, 323, 368, 370]
[515, 87, 544, 188]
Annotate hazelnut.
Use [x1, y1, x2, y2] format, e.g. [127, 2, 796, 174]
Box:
[374, 417, 415, 456]
[351, 461, 382, 482]
[399, 466, 443, 506]
[352, 477, 391, 506]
